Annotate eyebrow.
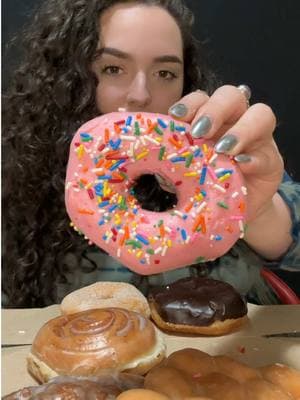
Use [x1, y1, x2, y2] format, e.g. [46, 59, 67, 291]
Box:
[95, 47, 183, 64]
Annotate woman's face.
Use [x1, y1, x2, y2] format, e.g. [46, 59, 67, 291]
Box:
[92, 3, 184, 114]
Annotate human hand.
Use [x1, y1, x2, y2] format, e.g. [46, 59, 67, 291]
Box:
[168, 85, 283, 223]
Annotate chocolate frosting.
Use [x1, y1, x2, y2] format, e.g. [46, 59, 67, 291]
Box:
[149, 277, 247, 326]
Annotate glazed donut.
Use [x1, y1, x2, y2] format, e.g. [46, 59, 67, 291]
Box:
[116, 389, 213, 400]
[148, 277, 248, 335]
[144, 365, 196, 398]
[144, 365, 244, 399]
[117, 389, 212, 400]
[117, 389, 170, 400]
[65, 112, 247, 274]
[259, 364, 300, 399]
[143, 348, 300, 400]
[165, 348, 217, 377]
[61, 282, 150, 318]
[243, 378, 292, 400]
[3, 374, 144, 400]
[213, 355, 260, 383]
[194, 372, 247, 400]
[165, 349, 260, 384]
[27, 308, 166, 382]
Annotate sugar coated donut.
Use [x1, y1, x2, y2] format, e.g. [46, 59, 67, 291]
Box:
[65, 112, 247, 274]
[60, 281, 150, 318]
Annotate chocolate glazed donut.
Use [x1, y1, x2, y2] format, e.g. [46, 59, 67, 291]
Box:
[148, 277, 248, 335]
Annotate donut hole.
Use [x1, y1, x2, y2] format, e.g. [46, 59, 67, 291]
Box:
[132, 174, 178, 212]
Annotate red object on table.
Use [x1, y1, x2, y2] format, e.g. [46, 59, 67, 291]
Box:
[261, 267, 300, 305]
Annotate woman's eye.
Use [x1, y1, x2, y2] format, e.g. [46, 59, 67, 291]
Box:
[157, 70, 177, 80]
[101, 65, 122, 75]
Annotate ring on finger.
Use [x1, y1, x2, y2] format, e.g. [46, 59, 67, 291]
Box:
[237, 84, 251, 108]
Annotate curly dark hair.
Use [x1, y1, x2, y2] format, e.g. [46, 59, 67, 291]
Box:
[2, 0, 218, 308]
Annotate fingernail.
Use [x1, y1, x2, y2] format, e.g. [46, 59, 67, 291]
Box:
[195, 89, 208, 95]
[155, 174, 176, 193]
[191, 115, 212, 138]
[215, 134, 238, 153]
[169, 103, 188, 118]
[234, 154, 252, 163]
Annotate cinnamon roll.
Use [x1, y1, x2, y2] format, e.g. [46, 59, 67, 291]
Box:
[27, 308, 165, 382]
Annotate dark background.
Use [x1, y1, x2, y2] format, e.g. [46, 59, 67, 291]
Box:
[3, 0, 300, 180]
[2, 0, 300, 296]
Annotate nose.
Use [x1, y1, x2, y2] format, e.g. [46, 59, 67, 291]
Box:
[126, 72, 151, 110]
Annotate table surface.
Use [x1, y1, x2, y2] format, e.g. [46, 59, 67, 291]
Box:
[2, 303, 300, 396]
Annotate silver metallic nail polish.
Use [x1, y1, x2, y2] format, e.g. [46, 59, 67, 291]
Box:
[155, 174, 176, 193]
[169, 103, 188, 118]
[234, 154, 252, 163]
[191, 115, 212, 138]
[215, 134, 238, 153]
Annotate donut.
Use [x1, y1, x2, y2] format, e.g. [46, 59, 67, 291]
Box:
[27, 308, 166, 382]
[213, 355, 260, 383]
[65, 112, 247, 274]
[144, 365, 196, 398]
[243, 378, 293, 400]
[60, 282, 150, 318]
[144, 365, 246, 399]
[148, 277, 248, 335]
[165, 348, 217, 377]
[259, 364, 300, 399]
[165, 349, 260, 384]
[116, 389, 213, 400]
[3, 374, 144, 400]
[194, 372, 247, 400]
[142, 349, 300, 400]
[117, 389, 170, 400]
[182, 398, 214, 400]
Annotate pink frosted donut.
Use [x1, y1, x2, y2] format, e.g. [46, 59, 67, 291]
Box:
[65, 112, 247, 274]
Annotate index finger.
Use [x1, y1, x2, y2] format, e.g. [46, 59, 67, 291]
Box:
[168, 90, 209, 123]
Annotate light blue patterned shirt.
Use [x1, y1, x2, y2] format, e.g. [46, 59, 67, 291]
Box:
[57, 174, 300, 305]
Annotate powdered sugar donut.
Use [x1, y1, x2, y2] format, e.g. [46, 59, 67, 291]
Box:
[65, 112, 247, 274]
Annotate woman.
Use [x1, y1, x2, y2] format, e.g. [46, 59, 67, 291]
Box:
[3, 0, 300, 307]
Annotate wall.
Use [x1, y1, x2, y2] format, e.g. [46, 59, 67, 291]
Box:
[186, 0, 300, 180]
[3, 0, 299, 178]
